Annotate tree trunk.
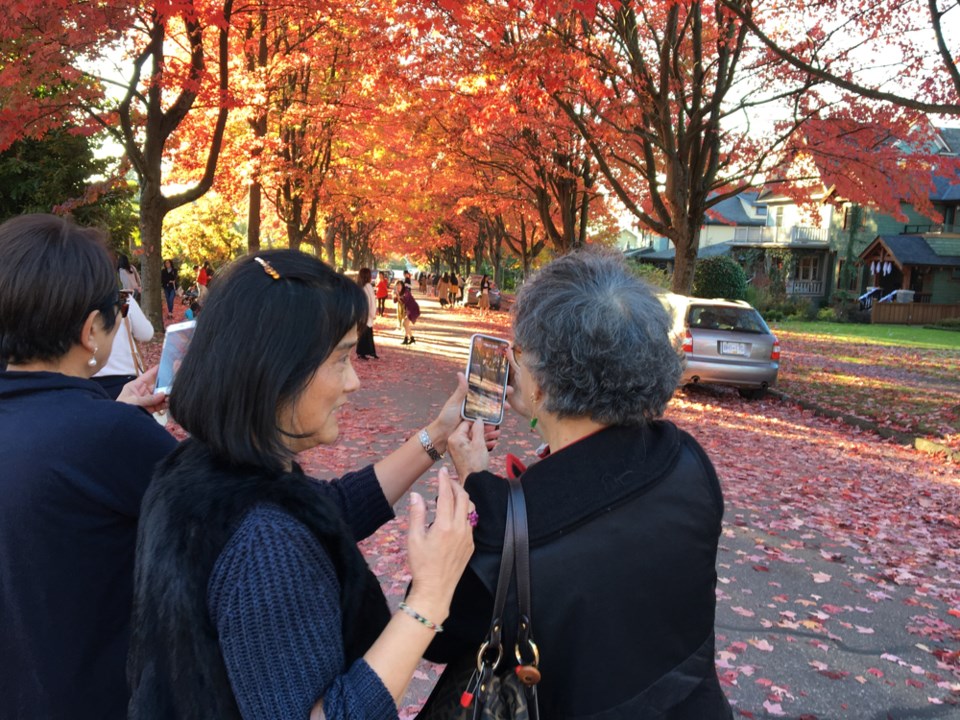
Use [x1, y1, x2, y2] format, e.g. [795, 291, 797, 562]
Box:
[138, 186, 167, 331]
[671, 225, 700, 295]
[247, 181, 262, 253]
[323, 221, 336, 266]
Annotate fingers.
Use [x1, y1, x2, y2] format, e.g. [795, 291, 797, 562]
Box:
[407, 492, 426, 542]
[433, 466, 470, 526]
[507, 346, 521, 374]
[454, 371, 468, 399]
[482, 423, 501, 451]
[139, 365, 159, 385]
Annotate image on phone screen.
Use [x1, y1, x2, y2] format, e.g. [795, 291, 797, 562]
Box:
[155, 320, 196, 395]
[462, 334, 510, 425]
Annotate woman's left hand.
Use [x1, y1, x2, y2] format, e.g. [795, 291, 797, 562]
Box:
[117, 365, 167, 414]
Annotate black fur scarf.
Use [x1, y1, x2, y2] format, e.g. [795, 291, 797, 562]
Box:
[127, 439, 391, 720]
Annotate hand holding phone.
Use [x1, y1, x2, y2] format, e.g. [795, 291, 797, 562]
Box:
[461, 334, 510, 425]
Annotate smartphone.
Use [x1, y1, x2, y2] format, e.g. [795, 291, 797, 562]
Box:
[155, 320, 196, 395]
[462, 333, 510, 425]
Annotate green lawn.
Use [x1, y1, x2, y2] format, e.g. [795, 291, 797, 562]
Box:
[769, 321, 960, 452]
[770, 321, 960, 351]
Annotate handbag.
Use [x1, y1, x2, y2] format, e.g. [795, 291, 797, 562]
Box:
[418, 479, 541, 720]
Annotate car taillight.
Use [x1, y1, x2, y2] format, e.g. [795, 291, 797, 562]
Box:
[770, 336, 780, 361]
[682, 330, 693, 354]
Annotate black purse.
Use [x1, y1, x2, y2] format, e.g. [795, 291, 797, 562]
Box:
[419, 479, 541, 720]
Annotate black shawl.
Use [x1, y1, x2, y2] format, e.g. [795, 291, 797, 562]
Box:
[127, 439, 390, 719]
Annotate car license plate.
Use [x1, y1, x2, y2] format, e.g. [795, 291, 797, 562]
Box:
[720, 341, 748, 356]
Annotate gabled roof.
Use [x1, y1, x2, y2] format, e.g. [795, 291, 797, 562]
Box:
[631, 241, 736, 262]
[936, 127, 960, 154]
[704, 192, 766, 227]
[931, 170, 960, 202]
[859, 234, 960, 268]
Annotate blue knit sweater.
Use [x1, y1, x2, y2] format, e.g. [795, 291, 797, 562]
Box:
[206, 467, 397, 719]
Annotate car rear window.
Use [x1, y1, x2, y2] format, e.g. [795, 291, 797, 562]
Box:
[688, 305, 768, 333]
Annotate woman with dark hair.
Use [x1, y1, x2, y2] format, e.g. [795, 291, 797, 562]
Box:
[423, 249, 733, 719]
[0, 214, 177, 719]
[356, 267, 379, 360]
[448, 272, 459, 308]
[161, 259, 178, 318]
[118, 253, 142, 303]
[397, 280, 421, 345]
[128, 250, 490, 720]
[478, 273, 491, 311]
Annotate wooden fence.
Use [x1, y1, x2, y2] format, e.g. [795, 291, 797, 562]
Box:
[871, 302, 960, 325]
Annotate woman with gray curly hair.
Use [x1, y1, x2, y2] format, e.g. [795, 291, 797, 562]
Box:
[425, 249, 732, 718]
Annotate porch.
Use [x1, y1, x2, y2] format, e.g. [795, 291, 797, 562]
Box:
[786, 279, 824, 296]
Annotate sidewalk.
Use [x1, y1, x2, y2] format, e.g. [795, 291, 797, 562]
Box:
[248, 291, 960, 717]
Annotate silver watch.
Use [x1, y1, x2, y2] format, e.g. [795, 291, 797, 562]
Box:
[418, 429, 443, 462]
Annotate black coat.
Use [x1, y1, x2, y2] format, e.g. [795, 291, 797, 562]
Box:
[127, 440, 390, 720]
[426, 422, 733, 719]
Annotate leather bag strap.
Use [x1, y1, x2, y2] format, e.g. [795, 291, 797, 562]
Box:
[481, 487, 515, 666]
[124, 316, 145, 376]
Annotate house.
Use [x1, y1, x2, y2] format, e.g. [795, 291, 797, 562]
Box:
[625, 123, 960, 307]
[859, 234, 960, 304]
[630, 189, 837, 300]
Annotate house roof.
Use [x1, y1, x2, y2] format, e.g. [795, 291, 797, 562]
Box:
[931, 170, 960, 202]
[630, 241, 736, 262]
[704, 192, 766, 227]
[859, 234, 960, 268]
[937, 127, 960, 154]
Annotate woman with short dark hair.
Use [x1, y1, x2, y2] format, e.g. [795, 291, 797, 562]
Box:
[128, 250, 488, 720]
[427, 249, 733, 718]
[0, 213, 177, 719]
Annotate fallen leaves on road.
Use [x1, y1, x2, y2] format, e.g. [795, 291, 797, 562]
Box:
[144, 298, 960, 716]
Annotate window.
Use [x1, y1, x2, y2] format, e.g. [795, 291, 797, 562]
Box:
[836, 260, 859, 290]
[797, 256, 820, 282]
[842, 205, 864, 231]
[775, 207, 784, 228]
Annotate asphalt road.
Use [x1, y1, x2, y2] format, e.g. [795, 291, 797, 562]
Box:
[299, 291, 960, 719]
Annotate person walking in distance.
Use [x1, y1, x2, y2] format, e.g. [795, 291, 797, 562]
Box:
[356, 268, 379, 360]
[398, 281, 421, 346]
[375, 272, 389, 317]
[161, 259, 178, 319]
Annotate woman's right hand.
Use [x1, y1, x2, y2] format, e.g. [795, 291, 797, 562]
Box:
[117, 365, 167, 414]
[447, 418, 490, 480]
[404, 468, 475, 624]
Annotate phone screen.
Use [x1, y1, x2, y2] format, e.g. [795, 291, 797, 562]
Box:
[462, 334, 510, 425]
[155, 320, 196, 395]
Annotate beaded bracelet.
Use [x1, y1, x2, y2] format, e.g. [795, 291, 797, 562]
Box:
[398, 602, 444, 633]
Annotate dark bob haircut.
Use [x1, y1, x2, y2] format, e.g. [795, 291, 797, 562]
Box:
[169, 249, 368, 471]
[0, 213, 120, 365]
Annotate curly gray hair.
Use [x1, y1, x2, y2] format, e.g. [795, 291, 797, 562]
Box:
[513, 248, 680, 425]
